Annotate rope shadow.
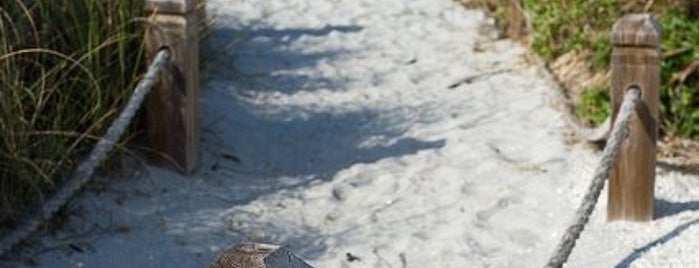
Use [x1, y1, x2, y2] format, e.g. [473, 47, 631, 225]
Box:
[613, 218, 699, 268]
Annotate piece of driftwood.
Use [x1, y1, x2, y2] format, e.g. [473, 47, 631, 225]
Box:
[608, 14, 660, 221]
[209, 243, 314, 268]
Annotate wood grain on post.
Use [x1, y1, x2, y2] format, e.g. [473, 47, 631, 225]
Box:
[209, 243, 315, 268]
[145, 0, 200, 174]
[608, 14, 660, 221]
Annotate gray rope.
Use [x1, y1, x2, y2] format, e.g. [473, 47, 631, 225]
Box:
[551, 78, 698, 171]
[544, 87, 641, 268]
[547, 77, 611, 142]
[0, 49, 171, 256]
[563, 114, 611, 142]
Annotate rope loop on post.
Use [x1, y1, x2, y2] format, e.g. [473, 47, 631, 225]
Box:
[544, 88, 641, 268]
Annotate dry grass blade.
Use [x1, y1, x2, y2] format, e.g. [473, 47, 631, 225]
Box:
[0, 0, 147, 229]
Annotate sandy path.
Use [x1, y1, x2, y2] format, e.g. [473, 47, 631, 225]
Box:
[16, 0, 699, 267]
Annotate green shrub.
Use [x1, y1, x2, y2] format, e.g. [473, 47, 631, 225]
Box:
[524, 0, 619, 60]
[522, 0, 699, 139]
[578, 86, 611, 125]
[657, 11, 699, 138]
[0, 0, 146, 226]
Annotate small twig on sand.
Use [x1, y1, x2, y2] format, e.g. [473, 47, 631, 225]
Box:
[399, 252, 408, 268]
[372, 247, 395, 268]
[447, 69, 512, 89]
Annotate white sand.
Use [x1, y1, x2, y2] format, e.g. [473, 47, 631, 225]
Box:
[12, 0, 699, 267]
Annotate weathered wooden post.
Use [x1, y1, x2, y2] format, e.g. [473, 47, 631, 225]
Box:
[209, 243, 314, 268]
[145, 0, 201, 174]
[608, 14, 660, 221]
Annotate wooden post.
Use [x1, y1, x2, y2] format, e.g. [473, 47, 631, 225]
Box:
[209, 243, 314, 268]
[145, 0, 200, 174]
[608, 14, 660, 221]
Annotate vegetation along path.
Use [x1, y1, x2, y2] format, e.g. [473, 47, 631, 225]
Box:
[16, 0, 699, 267]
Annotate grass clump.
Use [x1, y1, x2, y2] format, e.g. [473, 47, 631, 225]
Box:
[657, 10, 699, 138]
[0, 0, 147, 226]
[577, 86, 611, 125]
[525, 0, 619, 62]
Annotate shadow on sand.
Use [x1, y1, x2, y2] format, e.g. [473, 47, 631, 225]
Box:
[613, 217, 699, 268]
[613, 199, 699, 267]
[204, 21, 444, 183]
[655, 199, 699, 219]
[198, 23, 445, 259]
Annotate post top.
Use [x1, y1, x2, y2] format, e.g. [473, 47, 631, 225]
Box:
[612, 14, 661, 47]
[145, 0, 197, 14]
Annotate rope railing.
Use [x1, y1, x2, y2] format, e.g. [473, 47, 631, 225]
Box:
[0, 49, 171, 257]
[547, 78, 612, 142]
[562, 108, 612, 142]
[543, 87, 641, 268]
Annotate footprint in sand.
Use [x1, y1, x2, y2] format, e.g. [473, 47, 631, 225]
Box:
[473, 194, 522, 229]
[332, 185, 352, 202]
[507, 228, 540, 249]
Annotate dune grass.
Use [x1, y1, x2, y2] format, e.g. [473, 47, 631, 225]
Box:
[0, 0, 147, 227]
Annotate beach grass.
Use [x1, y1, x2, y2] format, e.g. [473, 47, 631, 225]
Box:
[0, 0, 147, 226]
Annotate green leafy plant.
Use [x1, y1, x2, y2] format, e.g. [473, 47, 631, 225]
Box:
[522, 0, 698, 139]
[524, 0, 619, 60]
[657, 10, 699, 138]
[460, 0, 698, 139]
[577, 86, 611, 125]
